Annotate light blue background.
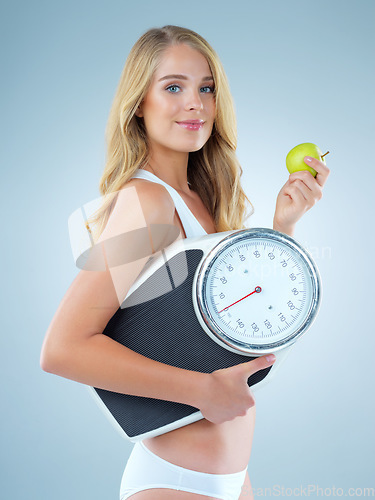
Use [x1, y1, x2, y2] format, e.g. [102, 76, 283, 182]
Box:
[1, 0, 374, 498]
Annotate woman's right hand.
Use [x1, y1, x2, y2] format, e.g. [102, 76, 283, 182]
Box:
[198, 354, 276, 424]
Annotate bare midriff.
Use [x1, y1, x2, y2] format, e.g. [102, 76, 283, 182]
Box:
[143, 408, 256, 474]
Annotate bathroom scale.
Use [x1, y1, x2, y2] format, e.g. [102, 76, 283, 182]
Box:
[89, 228, 321, 442]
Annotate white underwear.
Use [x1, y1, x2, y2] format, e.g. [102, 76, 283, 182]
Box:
[120, 441, 247, 500]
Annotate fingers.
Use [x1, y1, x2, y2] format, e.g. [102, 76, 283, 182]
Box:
[288, 170, 323, 207]
[241, 354, 276, 378]
[291, 181, 319, 209]
[303, 156, 330, 187]
[289, 169, 316, 190]
[287, 178, 310, 201]
[283, 181, 310, 212]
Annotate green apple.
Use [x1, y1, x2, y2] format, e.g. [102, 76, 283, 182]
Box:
[286, 143, 329, 177]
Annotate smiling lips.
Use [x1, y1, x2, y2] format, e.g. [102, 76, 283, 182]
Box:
[176, 120, 204, 131]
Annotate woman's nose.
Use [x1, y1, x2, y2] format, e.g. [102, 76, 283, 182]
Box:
[184, 89, 203, 111]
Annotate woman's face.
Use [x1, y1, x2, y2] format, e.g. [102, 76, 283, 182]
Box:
[136, 43, 216, 156]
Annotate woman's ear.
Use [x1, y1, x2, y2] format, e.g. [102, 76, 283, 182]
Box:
[135, 104, 143, 118]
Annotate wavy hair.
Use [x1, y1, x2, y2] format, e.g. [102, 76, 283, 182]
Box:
[88, 25, 253, 240]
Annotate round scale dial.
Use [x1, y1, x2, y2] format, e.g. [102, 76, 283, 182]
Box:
[196, 229, 321, 354]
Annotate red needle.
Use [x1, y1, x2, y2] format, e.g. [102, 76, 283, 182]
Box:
[218, 286, 262, 313]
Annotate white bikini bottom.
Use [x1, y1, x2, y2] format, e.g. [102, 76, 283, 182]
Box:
[120, 441, 247, 500]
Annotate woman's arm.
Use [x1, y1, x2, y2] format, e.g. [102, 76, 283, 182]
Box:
[273, 156, 330, 236]
[40, 181, 204, 407]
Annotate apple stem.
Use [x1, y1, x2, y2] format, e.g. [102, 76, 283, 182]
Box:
[321, 151, 330, 158]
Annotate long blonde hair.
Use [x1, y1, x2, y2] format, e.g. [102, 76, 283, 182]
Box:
[88, 25, 253, 240]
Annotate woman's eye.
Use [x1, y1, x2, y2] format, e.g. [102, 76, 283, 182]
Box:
[166, 85, 181, 93]
[201, 86, 215, 93]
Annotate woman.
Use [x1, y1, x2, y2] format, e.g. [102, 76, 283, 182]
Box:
[40, 25, 329, 499]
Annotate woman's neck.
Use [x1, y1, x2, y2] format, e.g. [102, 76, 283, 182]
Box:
[142, 149, 191, 194]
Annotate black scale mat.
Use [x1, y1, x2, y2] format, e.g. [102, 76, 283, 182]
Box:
[94, 249, 272, 439]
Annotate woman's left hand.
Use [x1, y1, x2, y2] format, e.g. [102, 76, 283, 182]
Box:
[273, 156, 330, 236]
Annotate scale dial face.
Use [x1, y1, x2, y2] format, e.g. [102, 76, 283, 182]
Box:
[196, 228, 321, 354]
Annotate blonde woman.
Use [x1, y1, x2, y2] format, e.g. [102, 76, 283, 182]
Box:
[40, 25, 329, 500]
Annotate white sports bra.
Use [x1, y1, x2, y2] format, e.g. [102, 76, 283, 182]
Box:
[131, 169, 208, 239]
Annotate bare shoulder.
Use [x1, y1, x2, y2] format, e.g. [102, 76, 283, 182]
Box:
[116, 178, 176, 225]
[97, 178, 176, 243]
